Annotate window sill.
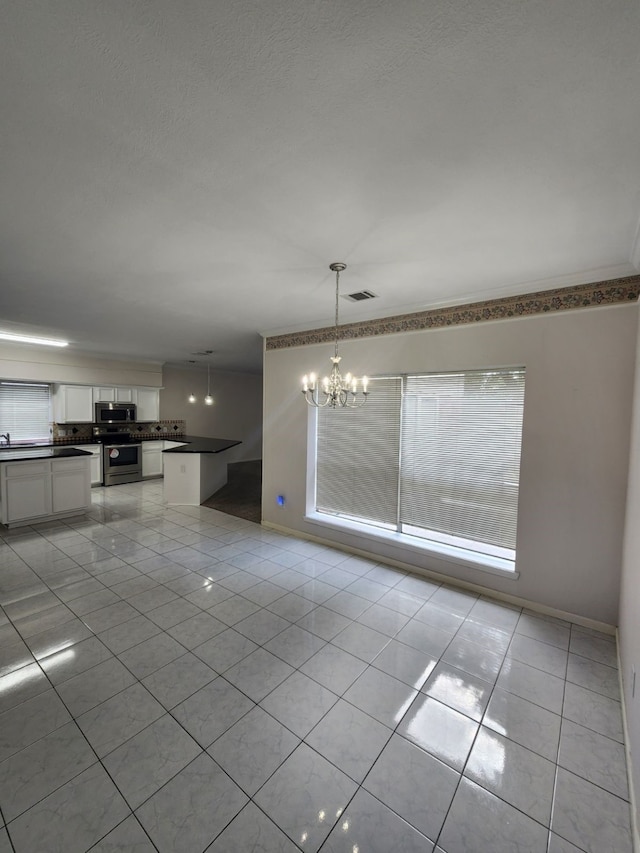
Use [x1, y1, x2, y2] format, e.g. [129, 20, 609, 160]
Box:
[304, 511, 519, 581]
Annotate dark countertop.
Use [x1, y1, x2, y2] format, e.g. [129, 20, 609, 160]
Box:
[162, 436, 241, 454]
[0, 447, 92, 463]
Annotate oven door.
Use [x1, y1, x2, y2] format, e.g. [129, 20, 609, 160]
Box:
[103, 443, 142, 485]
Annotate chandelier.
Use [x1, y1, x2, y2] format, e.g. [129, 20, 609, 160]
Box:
[302, 262, 369, 408]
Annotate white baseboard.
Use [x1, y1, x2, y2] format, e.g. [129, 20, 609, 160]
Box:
[617, 631, 640, 853]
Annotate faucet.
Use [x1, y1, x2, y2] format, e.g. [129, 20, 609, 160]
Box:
[0, 433, 10, 446]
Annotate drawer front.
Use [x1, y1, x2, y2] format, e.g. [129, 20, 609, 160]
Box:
[52, 457, 90, 473]
[3, 461, 50, 478]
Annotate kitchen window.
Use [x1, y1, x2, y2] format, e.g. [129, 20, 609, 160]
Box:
[310, 367, 526, 574]
[0, 381, 52, 443]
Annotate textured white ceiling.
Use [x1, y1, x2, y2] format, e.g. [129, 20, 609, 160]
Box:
[1, 0, 639, 373]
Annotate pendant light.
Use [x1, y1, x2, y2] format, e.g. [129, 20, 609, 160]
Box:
[204, 363, 214, 406]
[302, 262, 369, 408]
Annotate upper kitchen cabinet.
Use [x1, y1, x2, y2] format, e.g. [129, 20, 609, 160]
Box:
[53, 385, 94, 423]
[134, 388, 160, 422]
[93, 386, 134, 403]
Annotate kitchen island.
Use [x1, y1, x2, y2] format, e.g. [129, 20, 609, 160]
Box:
[0, 446, 92, 527]
[162, 436, 241, 506]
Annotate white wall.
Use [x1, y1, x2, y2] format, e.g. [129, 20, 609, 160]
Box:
[618, 302, 640, 840]
[0, 343, 163, 387]
[263, 303, 637, 625]
[160, 365, 262, 462]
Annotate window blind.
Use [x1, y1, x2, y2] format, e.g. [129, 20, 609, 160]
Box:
[316, 376, 402, 527]
[0, 382, 52, 443]
[400, 369, 525, 549]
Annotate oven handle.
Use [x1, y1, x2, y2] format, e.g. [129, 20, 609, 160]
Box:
[104, 444, 142, 449]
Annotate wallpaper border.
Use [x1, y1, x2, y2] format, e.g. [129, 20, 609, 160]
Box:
[265, 274, 640, 351]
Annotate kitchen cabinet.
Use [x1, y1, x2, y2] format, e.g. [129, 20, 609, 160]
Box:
[93, 386, 134, 403]
[0, 455, 91, 526]
[73, 444, 102, 485]
[142, 441, 164, 478]
[135, 388, 160, 422]
[53, 385, 94, 423]
[51, 459, 91, 513]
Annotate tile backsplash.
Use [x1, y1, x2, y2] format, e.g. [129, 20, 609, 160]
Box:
[53, 420, 186, 444]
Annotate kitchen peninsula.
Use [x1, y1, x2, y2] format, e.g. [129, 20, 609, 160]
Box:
[0, 446, 92, 527]
[162, 436, 241, 506]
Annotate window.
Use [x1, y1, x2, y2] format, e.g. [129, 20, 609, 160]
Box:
[313, 368, 525, 570]
[0, 381, 52, 443]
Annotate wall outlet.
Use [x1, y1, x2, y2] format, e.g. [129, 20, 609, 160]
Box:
[180, 464, 186, 474]
[277, 495, 285, 507]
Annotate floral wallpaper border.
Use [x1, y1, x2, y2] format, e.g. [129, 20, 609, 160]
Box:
[266, 274, 640, 351]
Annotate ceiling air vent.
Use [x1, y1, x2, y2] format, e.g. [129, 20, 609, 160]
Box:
[342, 290, 378, 302]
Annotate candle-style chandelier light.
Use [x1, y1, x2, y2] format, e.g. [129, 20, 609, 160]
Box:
[302, 262, 369, 408]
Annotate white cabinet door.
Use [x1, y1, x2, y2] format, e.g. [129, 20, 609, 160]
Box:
[4, 474, 52, 522]
[54, 386, 94, 423]
[135, 389, 160, 422]
[142, 442, 163, 477]
[93, 387, 116, 403]
[93, 387, 133, 403]
[52, 464, 91, 513]
[73, 446, 102, 486]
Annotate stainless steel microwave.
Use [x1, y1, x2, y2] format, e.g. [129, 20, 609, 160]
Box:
[95, 402, 137, 424]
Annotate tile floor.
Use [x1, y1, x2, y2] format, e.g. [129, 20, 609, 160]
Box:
[0, 480, 633, 852]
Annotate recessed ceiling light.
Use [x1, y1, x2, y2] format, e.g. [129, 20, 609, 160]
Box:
[0, 331, 68, 347]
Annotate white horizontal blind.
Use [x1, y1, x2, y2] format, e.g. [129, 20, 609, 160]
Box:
[316, 376, 402, 526]
[0, 382, 52, 443]
[400, 369, 525, 549]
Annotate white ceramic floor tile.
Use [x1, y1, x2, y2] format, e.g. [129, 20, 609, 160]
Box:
[343, 666, 417, 728]
[255, 743, 358, 853]
[464, 727, 556, 825]
[260, 671, 338, 737]
[483, 687, 561, 761]
[135, 752, 248, 853]
[552, 767, 633, 853]
[193, 626, 258, 672]
[558, 718, 629, 799]
[7, 763, 129, 853]
[206, 801, 300, 852]
[223, 648, 294, 702]
[363, 733, 459, 841]
[300, 643, 368, 694]
[0, 720, 97, 821]
[305, 698, 391, 783]
[102, 713, 201, 808]
[398, 694, 478, 771]
[171, 677, 254, 748]
[422, 662, 493, 721]
[372, 639, 438, 689]
[322, 788, 435, 852]
[438, 776, 548, 853]
[207, 706, 299, 795]
[88, 815, 157, 852]
[562, 681, 624, 742]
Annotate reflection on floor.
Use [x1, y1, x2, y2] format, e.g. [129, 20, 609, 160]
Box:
[0, 480, 633, 852]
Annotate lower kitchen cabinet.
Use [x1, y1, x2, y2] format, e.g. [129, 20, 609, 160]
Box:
[142, 441, 164, 478]
[73, 444, 103, 485]
[0, 456, 91, 527]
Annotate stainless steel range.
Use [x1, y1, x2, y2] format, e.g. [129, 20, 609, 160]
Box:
[93, 427, 142, 486]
